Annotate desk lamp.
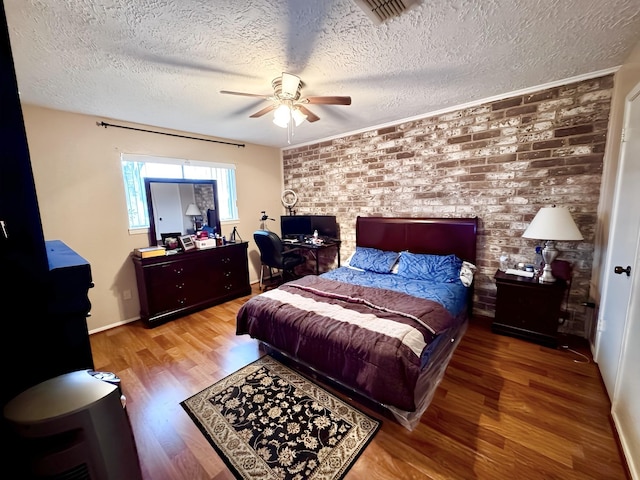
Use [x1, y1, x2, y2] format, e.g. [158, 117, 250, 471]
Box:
[185, 203, 201, 231]
[522, 206, 583, 283]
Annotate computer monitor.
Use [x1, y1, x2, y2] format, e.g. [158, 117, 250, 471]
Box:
[280, 215, 339, 240]
[311, 215, 338, 239]
[281, 216, 312, 239]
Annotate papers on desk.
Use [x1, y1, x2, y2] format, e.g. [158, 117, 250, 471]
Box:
[505, 268, 534, 278]
[283, 239, 300, 244]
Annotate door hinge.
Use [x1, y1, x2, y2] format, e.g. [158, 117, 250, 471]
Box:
[621, 128, 627, 142]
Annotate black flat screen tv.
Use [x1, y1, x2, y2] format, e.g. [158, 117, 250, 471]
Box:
[311, 215, 339, 239]
[281, 215, 338, 240]
[280, 216, 312, 239]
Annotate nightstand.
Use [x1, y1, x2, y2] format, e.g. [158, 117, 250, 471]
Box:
[492, 269, 568, 348]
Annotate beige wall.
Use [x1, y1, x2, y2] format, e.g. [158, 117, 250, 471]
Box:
[21, 105, 283, 332]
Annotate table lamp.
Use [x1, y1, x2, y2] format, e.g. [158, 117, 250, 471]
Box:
[522, 206, 583, 283]
[185, 203, 201, 231]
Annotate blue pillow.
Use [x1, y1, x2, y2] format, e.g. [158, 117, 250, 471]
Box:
[349, 246, 399, 274]
[396, 252, 462, 283]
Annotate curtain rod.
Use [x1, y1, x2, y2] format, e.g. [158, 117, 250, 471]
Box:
[96, 121, 245, 148]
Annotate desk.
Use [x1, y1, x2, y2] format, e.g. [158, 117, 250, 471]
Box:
[285, 240, 341, 275]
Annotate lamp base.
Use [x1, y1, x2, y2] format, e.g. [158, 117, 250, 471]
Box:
[539, 240, 558, 283]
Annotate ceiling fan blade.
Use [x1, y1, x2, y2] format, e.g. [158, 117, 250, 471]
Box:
[297, 105, 320, 123]
[304, 96, 352, 105]
[220, 90, 271, 99]
[250, 104, 277, 118]
[281, 73, 301, 99]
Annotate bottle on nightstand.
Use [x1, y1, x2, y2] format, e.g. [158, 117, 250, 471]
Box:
[533, 246, 544, 274]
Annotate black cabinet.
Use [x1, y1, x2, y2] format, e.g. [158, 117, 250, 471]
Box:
[44, 240, 94, 373]
[133, 242, 251, 327]
[1, 9, 95, 471]
[2, 6, 95, 401]
[492, 270, 567, 348]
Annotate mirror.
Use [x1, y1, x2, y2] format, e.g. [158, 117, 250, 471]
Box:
[145, 178, 221, 247]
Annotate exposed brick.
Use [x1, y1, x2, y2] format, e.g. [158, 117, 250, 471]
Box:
[385, 131, 404, 141]
[469, 165, 498, 174]
[462, 140, 491, 150]
[505, 104, 539, 117]
[492, 97, 523, 110]
[282, 74, 612, 337]
[517, 150, 552, 160]
[378, 126, 396, 135]
[533, 139, 565, 150]
[487, 154, 517, 163]
[555, 125, 594, 137]
[525, 89, 558, 104]
[568, 133, 607, 145]
[448, 134, 472, 144]
[473, 129, 501, 140]
[530, 158, 566, 168]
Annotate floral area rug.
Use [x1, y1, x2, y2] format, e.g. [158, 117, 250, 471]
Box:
[181, 355, 380, 480]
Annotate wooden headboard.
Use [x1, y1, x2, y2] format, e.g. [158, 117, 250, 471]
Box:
[356, 216, 478, 264]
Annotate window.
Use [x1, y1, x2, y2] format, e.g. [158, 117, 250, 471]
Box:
[121, 154, 238, 230]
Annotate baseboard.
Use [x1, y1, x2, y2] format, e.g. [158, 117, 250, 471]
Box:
[88, 316, 140, 335]
[611, 410, 637, 480]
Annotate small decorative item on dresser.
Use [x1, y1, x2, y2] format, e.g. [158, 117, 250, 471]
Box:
[499, 253, 510, 272]
[179, 235, 196, 251]
[134, 246, 166, 258]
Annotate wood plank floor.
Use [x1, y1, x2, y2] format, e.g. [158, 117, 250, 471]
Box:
[89, 285, 629, 480]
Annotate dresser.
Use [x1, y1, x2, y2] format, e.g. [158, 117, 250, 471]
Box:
[132, 242, 251, 327]
[492, 269, 568, 348]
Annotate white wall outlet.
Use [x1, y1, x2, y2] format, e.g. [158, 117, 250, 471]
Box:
[123, 289, 132, 300]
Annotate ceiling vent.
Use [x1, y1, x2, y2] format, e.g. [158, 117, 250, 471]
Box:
[353, 0, 422, 24]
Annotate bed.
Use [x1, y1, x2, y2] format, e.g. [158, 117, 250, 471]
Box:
[236, 216, 478, 430]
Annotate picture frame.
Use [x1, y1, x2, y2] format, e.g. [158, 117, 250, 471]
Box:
[179, 234, 196, 251]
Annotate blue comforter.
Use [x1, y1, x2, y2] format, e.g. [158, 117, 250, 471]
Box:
[321, 266, 469, 317]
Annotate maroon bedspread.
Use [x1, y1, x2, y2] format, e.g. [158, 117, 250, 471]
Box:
[236, 275, 458, 411]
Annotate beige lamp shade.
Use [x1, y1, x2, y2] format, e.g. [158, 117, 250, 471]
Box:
[522, 206, 583, 283]
[185, 204, 201, 216]
[522, 206, 583, 241]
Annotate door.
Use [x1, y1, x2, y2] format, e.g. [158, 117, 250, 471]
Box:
[595, 82, 640, 478]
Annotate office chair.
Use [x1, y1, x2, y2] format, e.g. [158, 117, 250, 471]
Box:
[253, 230, 305, 290]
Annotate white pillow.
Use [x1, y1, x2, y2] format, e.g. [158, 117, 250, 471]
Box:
[460, 261, 477, 287]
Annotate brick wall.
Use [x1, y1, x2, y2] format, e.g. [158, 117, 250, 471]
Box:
[282, 75, 613, 336]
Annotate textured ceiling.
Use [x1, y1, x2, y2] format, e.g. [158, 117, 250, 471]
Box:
[4, 0, 640, 148]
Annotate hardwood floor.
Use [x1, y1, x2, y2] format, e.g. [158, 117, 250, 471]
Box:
[89, 285, 629, 480]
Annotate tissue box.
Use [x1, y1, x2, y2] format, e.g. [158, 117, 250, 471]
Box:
[195, 238, 217, 250]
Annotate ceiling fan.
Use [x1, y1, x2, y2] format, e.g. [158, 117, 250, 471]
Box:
[220, 72, 351, 127]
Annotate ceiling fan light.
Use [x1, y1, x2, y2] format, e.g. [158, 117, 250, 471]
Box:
[273, 104, 290, 128]
[292, 108, 307, 126]
[273, 116, 289, 128]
